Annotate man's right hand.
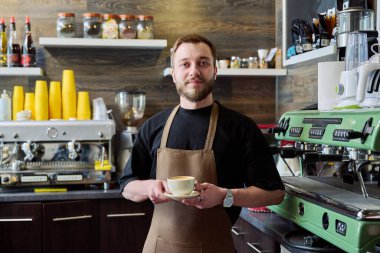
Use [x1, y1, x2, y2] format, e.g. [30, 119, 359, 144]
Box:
[147, 179, 171, 204]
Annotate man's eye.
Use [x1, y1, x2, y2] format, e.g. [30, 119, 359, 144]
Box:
[180, 63, 189, 67]
[200, 61, 209, 67]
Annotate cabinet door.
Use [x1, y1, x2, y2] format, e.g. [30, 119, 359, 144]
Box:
[0, 202, 42, 253]
[99, 199, 153, 253]
[43, 200, 98, 253]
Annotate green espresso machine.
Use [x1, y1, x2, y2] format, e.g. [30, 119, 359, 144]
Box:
[269, 109, 380, 253]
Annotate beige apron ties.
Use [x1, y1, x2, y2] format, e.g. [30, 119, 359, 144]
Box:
[143, 103, 235, 253]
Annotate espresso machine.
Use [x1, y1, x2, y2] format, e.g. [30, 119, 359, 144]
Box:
[269, 109, 380, 253]
[115, 91, 146, 176]
[0, 118, 116, 190]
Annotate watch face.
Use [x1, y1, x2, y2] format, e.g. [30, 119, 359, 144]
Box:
[223, 190, 233, 207]
[223, 197, 233, 207]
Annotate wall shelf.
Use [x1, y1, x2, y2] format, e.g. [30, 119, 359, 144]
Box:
[0, 67, 44, 76]
[283, 45, 337, 66]
[163, 67, 287, 77]
[39, 37, 167, 49]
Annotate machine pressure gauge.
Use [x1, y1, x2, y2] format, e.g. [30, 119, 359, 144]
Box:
[46, 127, 59, 139]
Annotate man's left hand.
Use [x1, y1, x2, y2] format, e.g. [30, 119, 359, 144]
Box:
[182, 182, 227, 209]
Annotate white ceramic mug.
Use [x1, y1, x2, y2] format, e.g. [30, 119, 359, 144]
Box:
[167, 176, 195, 195]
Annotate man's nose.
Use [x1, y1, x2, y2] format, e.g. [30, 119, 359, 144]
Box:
[188, 64, 200, 76]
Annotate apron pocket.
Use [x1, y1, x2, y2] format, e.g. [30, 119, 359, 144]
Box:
[156, 236, 202, 253]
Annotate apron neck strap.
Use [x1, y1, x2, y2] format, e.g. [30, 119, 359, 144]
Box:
[160, 103, 219, 150]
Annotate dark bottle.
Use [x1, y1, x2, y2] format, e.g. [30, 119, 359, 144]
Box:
[0, 17, 7, 66]
[21, 16, 36, 67]
[6, 16, 21, 67]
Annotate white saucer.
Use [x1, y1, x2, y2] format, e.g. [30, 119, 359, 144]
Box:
[164, 191, 199, 201]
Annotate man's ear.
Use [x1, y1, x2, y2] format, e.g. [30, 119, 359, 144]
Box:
[171, 69, 176, 83]
[214, 66, 217, 80]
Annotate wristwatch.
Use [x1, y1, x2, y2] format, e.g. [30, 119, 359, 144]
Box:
[223, 189, 233, 207]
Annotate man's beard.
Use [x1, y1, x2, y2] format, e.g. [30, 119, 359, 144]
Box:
[175, 76, 214, 102]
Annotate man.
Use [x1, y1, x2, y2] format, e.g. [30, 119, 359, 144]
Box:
[120, 34, 284, 253]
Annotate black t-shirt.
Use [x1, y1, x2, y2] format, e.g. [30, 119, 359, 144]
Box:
[119, 102, 284, 224]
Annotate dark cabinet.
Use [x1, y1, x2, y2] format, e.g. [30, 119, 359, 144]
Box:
[0, 198, 152, 253]
[232, 216, 280, 253]
[43, 200, 99, 253]
[0, 202, 42, 253]
[99, 199, 153, 253]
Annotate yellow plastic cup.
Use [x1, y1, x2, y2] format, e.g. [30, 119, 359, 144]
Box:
[34, 80, 48, 120]
[24, 93, 35, 120]
[77, 91, 91, 120]
[62, 70, 77, 119]
[12, 86, 24, 120]
[49, 81, 62, 119]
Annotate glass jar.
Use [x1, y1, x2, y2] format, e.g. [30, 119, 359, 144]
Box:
[136, 15, 154, 39]
[230, 56, 241, 68]
[248, 56, 258, 68]
[83, 13, 102, 39]
[102, 14, 119, 39]
[119, 14, 137, 39]
[240, 58, 248, 68]
[57, 13, 76, 38]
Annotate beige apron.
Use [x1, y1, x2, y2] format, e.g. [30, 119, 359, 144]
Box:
[143, 103, 235, 253]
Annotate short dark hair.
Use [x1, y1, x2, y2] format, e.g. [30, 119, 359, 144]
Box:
[171, 34, 216, 67]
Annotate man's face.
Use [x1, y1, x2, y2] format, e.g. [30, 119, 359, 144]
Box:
[172, 42, 216, 102]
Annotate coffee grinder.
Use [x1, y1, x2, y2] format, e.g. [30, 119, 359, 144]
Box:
[115, 91, 146, 176]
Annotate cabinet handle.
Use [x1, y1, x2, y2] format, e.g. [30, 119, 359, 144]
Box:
[247, 242, 270, 253]
[231, 227, 245, 236]
[52, 214, 92, 222]
[106, 212, 145, 218]
[0, 218, 33, 222]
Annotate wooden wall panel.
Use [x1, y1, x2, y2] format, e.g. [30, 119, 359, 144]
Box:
[0, 0, 277, 129]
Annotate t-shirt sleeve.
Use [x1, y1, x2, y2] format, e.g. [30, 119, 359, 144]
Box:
[119, 125, 153, 192]
[243, 122, 284, 191]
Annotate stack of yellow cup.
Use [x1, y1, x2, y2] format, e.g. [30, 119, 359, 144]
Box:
[77, 91, 91, 120]
[62, 70, 77, 120]
[12, 86, 24, 120]
[24, 93, 35, 120]
[34, 80, 49, 121]
[49, 81, 62, 119]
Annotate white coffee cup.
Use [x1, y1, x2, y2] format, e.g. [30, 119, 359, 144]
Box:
[167, 176, 195, 195]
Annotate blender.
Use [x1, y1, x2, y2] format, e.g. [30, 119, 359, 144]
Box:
[335, 32, 368, 109]
[115, 90, 146, 174]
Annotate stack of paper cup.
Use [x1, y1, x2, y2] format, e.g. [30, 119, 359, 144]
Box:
[62, 70, 77, 120]
[34, 80, 49, 121]
[49, 81, 62, 119]
[77, 91, 91, 120]
[24, 93, 35, 120]
[12, 86, 24, 120]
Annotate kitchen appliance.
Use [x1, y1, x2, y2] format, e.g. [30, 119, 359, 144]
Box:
[336, 7, 375, 48]
[0, 118, 116, 190]
[335, 32, 368, 109]
[115, 91, 146, 175]
[269, 109, 380, 253]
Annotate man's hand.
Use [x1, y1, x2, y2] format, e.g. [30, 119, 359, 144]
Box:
[182, 182, 226, 209]
[147, 179, 171, 204]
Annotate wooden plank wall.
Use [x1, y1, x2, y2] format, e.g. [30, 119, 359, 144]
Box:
[0, 0, 278, 131]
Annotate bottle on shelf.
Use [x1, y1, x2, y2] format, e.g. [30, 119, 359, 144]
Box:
[6, 16, 21, 67]
[21, 16, 36, 67]
[0, 90, 11, 121]
[0, 17, 7, 67]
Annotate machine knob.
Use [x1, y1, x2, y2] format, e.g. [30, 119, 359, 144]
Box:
[13, 133, 19, 139]
[97, 132, 104, 138]
[268, 127, 284, 134]
[346, 131, 363, 139]
[2, 177, 9, 182]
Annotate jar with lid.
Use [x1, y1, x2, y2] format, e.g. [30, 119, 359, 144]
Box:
[83, 13, 102, 39]
[102, 14, 119, 39]
[119, 15, 137, 39]
[136, 15, 154, 39]
[248, 57, 258, 68]
[240, 58, 248, 68]
[230, 56, 241, 68]
[57, 13, 76, 38]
